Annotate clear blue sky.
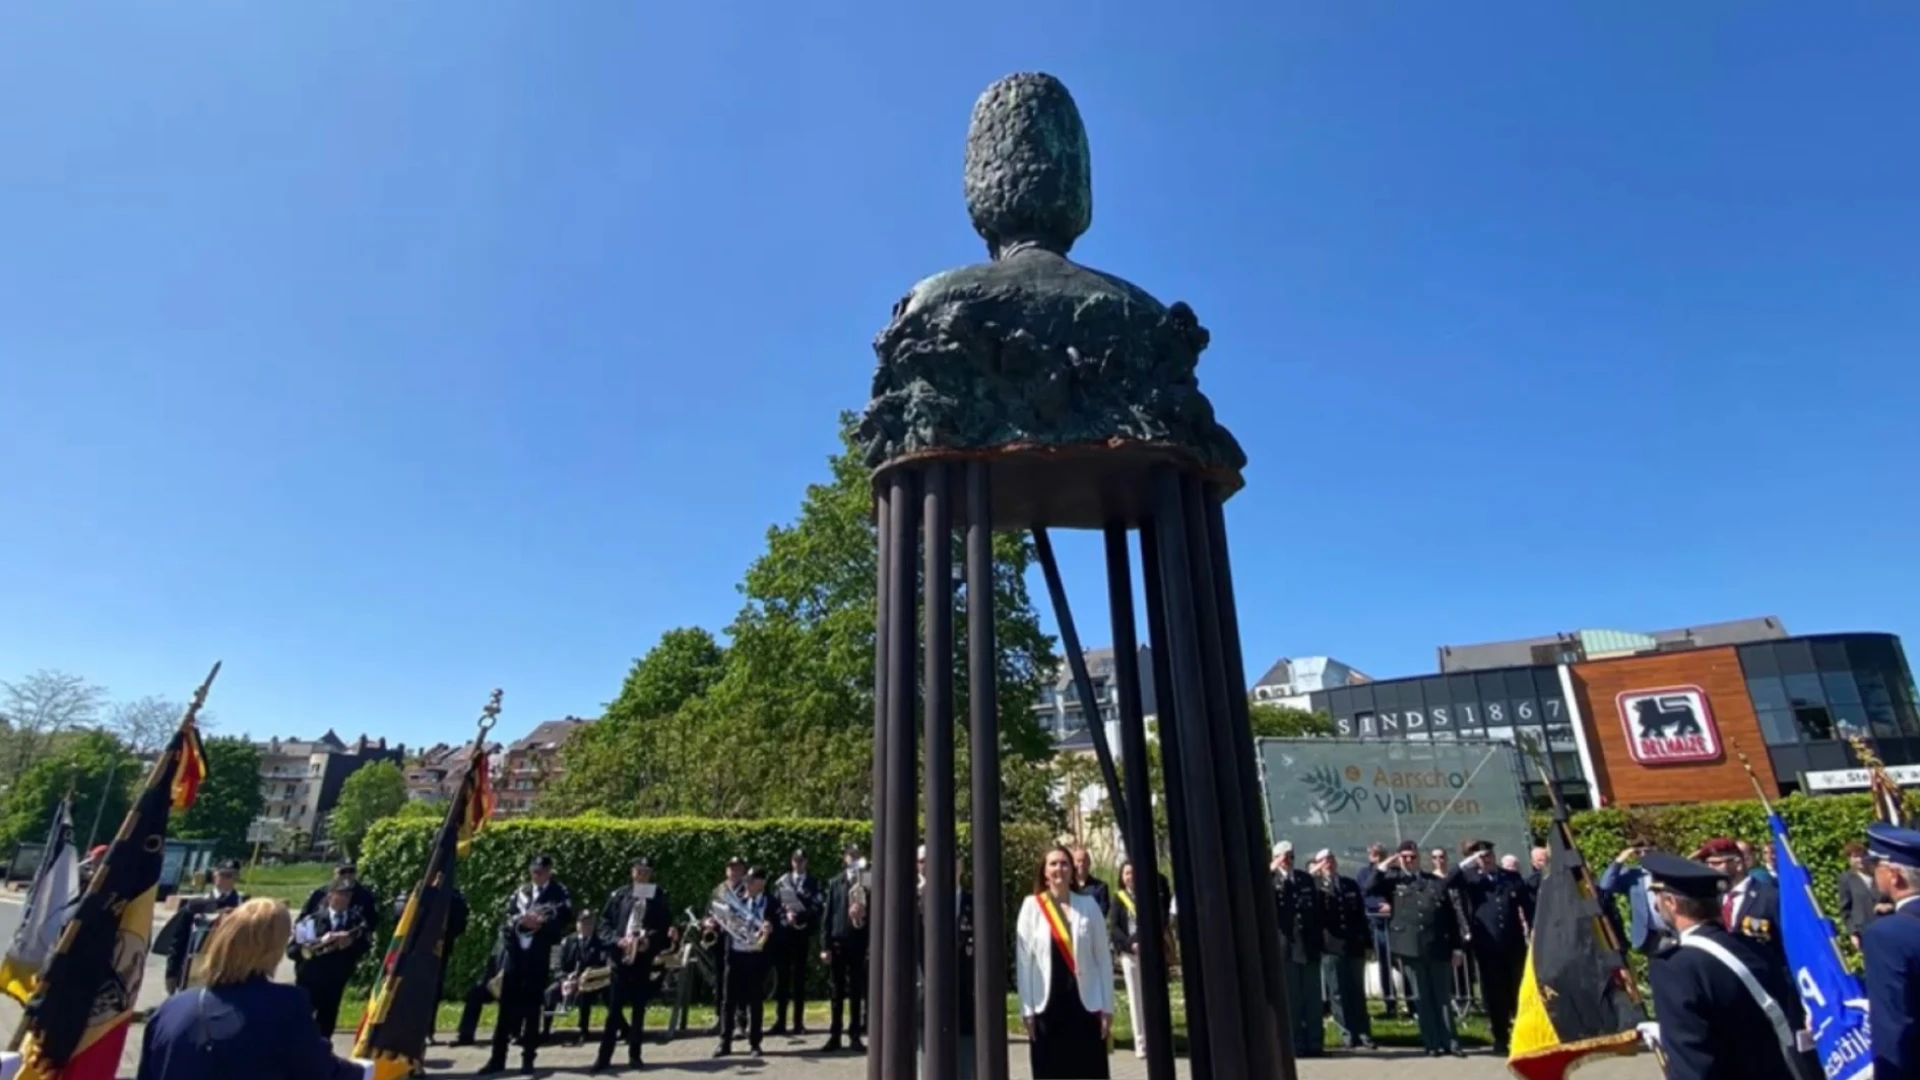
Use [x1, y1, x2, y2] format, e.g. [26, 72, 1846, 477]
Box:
[3, 5, 1915, 750]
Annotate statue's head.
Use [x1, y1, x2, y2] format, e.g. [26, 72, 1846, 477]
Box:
[964, 73, 1092, 259]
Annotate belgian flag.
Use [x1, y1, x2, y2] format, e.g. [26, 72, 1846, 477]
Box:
[352, 739, 494, 1080]
[1507, 805, 1645, 1080]
[18, 710, 209, 1080]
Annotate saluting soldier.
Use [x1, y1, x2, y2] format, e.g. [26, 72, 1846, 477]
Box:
[1270, 841, 1326, 1057]
[771, 848, 823, 1036]
[1641, 852, 1819, 1080]
[481, 854, 574, 1076]
[1447, 840, 1534, 1056]
[1310, 850, 1376, 1051]
[1366, 840, 1465, 1058]
[595, 855, 672, 1072]
[1862, 823, 1920, 1078]
[1695, 837, 1789, 976]
[820, 843, 869, 1054]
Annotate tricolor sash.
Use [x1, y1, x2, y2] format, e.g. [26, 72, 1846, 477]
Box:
[1039, 893, 1077, 978]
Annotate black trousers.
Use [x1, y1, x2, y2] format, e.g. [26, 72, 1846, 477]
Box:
[297, 967, 353, 1037]
[491, 978, 547, 1064]
[771, 932, 812, 1028]
[541, 984, 601, 1040]
[457, 980, 494, 1043]
[1474, 946, 1524, 1048]
[719, 949, 768, 1049]
[826, 938, 866, 1039]
[597, 966, 652, 1063]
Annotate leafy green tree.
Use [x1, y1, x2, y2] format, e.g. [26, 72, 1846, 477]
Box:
[542, 412, 1060, 823]
[0, 729, 136, 852]
[326, 760, 408, 860]
[173, 738, 264, 858]
[1249, 702, 1336, 739]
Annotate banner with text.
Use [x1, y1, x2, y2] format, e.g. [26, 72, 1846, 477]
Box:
[1256, 737, 1534, 866]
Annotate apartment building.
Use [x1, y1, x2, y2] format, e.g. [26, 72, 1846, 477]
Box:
[1034, 647, 1157, 750]
[1249, 655, 1371, 710]
[495, 717, 594, 817]
[254, 730, 405, 851]
[406, 740, 502, 804]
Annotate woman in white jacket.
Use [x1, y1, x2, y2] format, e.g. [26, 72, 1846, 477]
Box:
[1016, 846, 1114, 1079]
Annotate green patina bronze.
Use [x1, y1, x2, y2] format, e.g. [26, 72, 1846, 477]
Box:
[859, 72, 1244, 498]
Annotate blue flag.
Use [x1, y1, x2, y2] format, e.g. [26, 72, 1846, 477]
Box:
[1769, 812, 1872, 1080]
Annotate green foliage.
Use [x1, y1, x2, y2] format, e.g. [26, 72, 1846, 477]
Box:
[0, 729, 136, 851]
[360, 814, 1055, 998]
[1248, 703, 1335, 739]
[327, 761, 409, 861]
[541, 412, 1060, 823]
[173, 737, 263, 858]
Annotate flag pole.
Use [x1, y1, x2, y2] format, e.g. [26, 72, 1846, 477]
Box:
[9, 661, 221, 1053]
[352, 689, 500, 1060]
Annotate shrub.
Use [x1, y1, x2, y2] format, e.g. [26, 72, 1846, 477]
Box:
[360, 815, 1054, 997]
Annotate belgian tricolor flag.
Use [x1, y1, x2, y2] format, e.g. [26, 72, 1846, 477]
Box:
[18, 693, 211, 1080]
[352, 737, 494, 1080]
[1507, 804, 1645, 1080]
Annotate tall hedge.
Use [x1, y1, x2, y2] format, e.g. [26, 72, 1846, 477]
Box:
[1533, 790, 1919, 949]
[359, 814, 1055, 998]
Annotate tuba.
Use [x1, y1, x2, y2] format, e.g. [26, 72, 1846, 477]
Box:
[708, 894, 771, 953]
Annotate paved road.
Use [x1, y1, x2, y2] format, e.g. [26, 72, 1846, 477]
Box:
[336, 1032, 1666, 1078]
[0, 894, 1666, 1078]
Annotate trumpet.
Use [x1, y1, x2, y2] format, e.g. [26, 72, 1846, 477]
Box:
[849, 873, 870, 930]
[512, 902, 561, 932]
[295, 915, 364, 960]
[686, 907, 718, 949]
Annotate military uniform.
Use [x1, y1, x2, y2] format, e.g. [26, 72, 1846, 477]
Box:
[1366, 847, 1464, 1057]
[1448, 843, 1535, 1054]
[1863, 824, 1920, 1079]
[1641, 853, 1818, 1080]
[1271, 845, 1326, 1056]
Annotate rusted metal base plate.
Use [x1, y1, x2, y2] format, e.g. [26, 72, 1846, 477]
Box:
[872, 441, 1243, 530]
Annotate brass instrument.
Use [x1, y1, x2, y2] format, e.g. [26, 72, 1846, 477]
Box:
[512, 901, 561, 933]
[576, 964, 614, 995]
[296, 913, 364, 960]
[848, 872, 870, 930]
[707, 894, 771, 953]
[687, 907, 718, 950]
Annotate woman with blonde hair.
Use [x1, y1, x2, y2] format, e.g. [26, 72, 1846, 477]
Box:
[137, 898, 369, 1080]
[1015, 845, 1114, 1078]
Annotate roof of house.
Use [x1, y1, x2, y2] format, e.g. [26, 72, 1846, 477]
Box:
[509, 717, 594, 753]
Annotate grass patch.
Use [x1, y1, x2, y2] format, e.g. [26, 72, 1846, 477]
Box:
[239, 861, 336, 904]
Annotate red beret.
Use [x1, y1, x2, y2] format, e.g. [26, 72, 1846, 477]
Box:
[1696, 837, 1741, 858]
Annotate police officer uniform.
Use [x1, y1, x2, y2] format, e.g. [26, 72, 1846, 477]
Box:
[1365, 840, 1464, 1057]
[1862, 823, 1920, 1078]
[1448, 840, 1535, 1055]
[1641, 852, 1819, 1080]
[1270, 841, 1326, 1057]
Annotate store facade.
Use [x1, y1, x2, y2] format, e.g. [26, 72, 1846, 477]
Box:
[1307, 631, 1919, 808]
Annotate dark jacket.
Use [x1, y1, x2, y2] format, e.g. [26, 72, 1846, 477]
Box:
[1076, 875, 1112, 919]
[136, 977, 363, 1080]
[1272, 867, 1324, 963]
[823, 869, 869, 946]
[601, 883, 673, 960]
[1368, 866, 1463, 962]
[1839, 870, 1885, 936]
[301, 881, 381, 934]
[287, 903, 373, 980]
[1647, 924, 1817, 1080]
[497, 879, 574, 990]
[1448, 864, 1535, 957]
[1727, 878, 1788, 976]
[556, 930, 615, 977]
[1863, 900, 1920, 1077]
[915, 887, 976, 1036]
[1315, 873, 1371, 959]
[160, 889, 246, 986]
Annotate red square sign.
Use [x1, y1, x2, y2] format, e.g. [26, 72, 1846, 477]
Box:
[1616, 685, 1721, 765]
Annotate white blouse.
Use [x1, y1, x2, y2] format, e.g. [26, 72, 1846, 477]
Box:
[1014, 890, 1116, 1018]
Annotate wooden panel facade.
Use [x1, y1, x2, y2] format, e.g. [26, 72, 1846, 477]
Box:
[1569, 646, 1781, 807]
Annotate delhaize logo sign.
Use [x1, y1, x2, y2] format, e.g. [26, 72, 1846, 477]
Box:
[1616, 685, 1721, 765]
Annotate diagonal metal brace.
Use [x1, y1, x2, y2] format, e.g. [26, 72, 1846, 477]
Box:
[1033, 528, 1132, 856]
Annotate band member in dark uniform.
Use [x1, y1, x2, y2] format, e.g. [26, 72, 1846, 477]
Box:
[595, 855, 672, 1072]
[1641, 852, 1818, 1080]
[160, 858, 247, 993]
[300, 861, 382, 932]
[480, 854, 573, 1076]
[702, 856, 750, 1035]
[287, 878, 372, 1036]
[1367, 840, 1465, 1058]
[821, 843, 869, 1054]
[771, 848, 823, 1036]
[715, 867, 774, 1058]
[543, 911, 613, 1045]
[1271, 841, 1326, 1057]
[1447, 840, 1534, 1055]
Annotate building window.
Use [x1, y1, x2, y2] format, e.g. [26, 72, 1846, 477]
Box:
[1758, 709, 1799, 746]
